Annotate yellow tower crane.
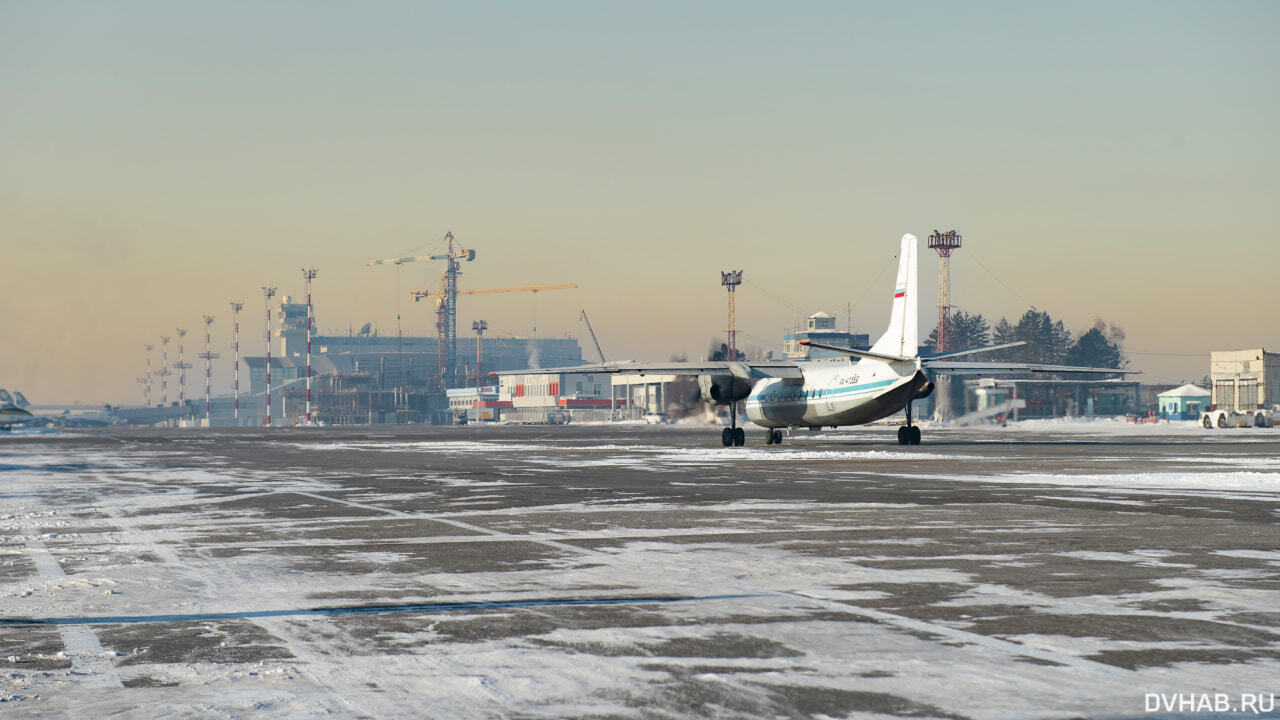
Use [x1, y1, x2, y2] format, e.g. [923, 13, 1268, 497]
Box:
[368, 231, 475, 385]
[411, 284, 578, 353]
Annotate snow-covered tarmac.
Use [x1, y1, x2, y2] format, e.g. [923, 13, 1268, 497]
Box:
[1, 421, 1278, 718]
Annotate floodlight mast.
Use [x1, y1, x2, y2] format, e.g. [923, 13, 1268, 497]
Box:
[199, 315, 220, 425]
[262, 286, 277, 427]
[230, 301, 244, 422]
[302, 267, 319, 425]
[927, 230, 962, 353]
[143, 344, 154, 407]
[720, 270, 743, 361]
[472, 320, 488, 392]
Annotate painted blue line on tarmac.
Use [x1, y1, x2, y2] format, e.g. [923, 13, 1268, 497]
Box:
[0, 594, 764, 626]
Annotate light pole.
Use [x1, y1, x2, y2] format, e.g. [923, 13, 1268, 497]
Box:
[302, 267, 318, 426]
[262, 286, 277, 427]
[472, 320, 487, 392]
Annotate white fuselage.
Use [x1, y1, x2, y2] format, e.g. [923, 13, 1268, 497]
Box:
[0, 407, 33, 427]
[745, 358, 926, 429]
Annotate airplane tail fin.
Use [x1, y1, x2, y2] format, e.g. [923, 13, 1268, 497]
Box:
[868, 234, 919, 359]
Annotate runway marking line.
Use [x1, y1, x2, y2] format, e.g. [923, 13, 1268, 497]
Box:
[0, 594, 763, 627]
[21, 539, 124, 687]
[282, 489, 1136, 677]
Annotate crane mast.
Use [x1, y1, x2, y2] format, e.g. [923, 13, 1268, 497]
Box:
[429, 232, 475, 388]
[369, 232, 475, 389]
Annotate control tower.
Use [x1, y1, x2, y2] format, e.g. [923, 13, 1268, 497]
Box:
[927, 230, 962, 353]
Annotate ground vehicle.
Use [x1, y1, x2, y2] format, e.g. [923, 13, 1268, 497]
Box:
[643, 412, 669, 425]
[1201, 408, 1274, 428]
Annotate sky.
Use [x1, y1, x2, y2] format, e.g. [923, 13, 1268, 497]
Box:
[2, 1, 1277, 404]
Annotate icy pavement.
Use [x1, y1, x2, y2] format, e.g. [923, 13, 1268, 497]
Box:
[1, 423, 1278, 718]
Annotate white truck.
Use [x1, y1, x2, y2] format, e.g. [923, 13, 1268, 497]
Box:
[1201, 407, 1276, 429]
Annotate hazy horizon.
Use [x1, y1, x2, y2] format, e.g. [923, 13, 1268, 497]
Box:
[4, 1, 1277, 405]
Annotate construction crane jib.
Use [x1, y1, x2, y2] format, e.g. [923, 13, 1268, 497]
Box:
[409, 277, 578, 389]
[578, 309, 606, 363]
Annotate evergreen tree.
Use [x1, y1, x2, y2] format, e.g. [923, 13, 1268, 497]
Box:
[926, 310, 991, 353]
[1065, 327, 1122, 370]
[991, 316, 1020, 361]
[1012, 309, 1073, 364]
[953, 311, 991, 350]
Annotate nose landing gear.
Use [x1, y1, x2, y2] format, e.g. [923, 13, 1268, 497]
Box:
[765, 429, 784, 445]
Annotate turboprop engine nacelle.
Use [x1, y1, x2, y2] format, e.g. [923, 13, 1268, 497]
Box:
[911, 371, 935, 400]
[698, 375, 752, 405]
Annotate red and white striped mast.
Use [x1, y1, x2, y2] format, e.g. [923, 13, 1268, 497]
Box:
[160, 336, 171, 406]
[143, 344, 154, 406]
[927, 230, 963, 353]
[720, 270, 743, 360]
[174, 328, 191, 409]
[230, 301, 244, 423]
[262, 286, 277, 427]
[302, 267, 318, 426]
[199, 315, 219, 426]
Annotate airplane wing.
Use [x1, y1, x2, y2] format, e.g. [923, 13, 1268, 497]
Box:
[799, 340, 1133, 376]
[921, 342, 1026, 360]
[923, 361, 1138, 375]
[494, 360, 804, 380]
[798, 341, 913, 363]
[800, 339, 1030, 363]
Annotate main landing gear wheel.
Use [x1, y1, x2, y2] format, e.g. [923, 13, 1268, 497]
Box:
[766, 429, 784, 445]
[898, 400, 922, 445]
[722, 427, 745, 447]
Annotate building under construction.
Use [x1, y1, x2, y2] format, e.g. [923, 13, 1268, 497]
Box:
[238, 296, 583, 425]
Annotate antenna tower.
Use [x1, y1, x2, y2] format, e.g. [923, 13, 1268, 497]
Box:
[302, 267, 318, 426]
[230, 302, 244, 423]
[262, 286, 277, 427]
[199, 315, 219, 425]
[143, 344, 154, 407]
[927, 230, 963, 352]
[720, 270, 743, 361]
[159, 336, 171, 406]
[174, 329, 191, 408]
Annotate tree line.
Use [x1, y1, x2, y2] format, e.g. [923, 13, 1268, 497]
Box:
[927, 309, 1126, 370]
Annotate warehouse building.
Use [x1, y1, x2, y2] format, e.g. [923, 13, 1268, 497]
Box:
[1210, 348, 1280, 412]
[496, 370, 619, 423]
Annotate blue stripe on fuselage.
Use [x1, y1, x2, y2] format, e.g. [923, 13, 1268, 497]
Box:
[745, 378, 897, 407]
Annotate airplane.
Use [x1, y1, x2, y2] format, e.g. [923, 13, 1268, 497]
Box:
[500, 233, 1134, 446]
[0, 389, 35, 430]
